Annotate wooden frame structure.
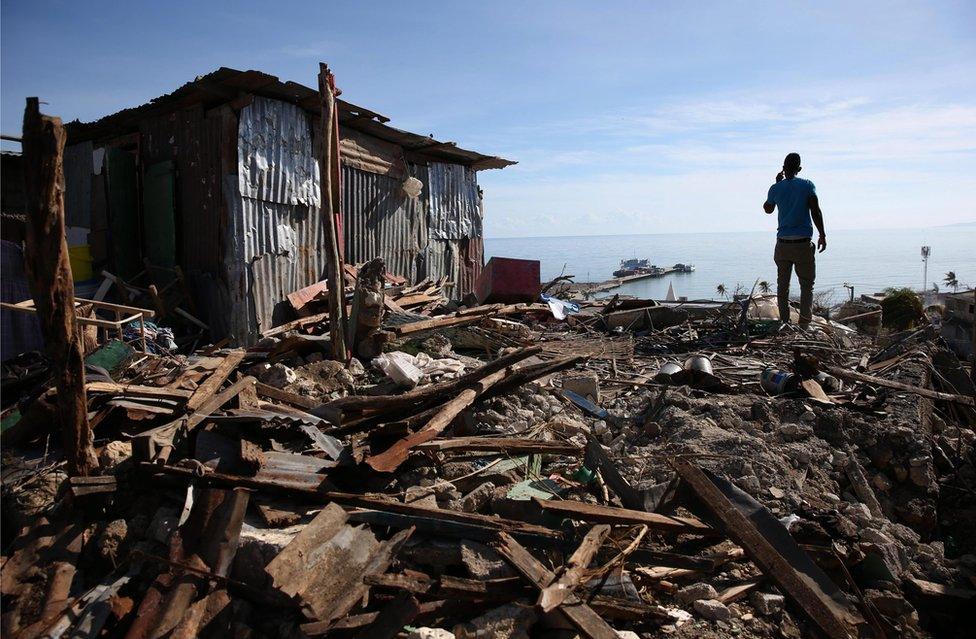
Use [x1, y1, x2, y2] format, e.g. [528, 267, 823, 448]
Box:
[1, 297, 156, 353]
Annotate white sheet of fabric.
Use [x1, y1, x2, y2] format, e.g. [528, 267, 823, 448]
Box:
[373, 351, 465, 388]
[541, 294, 581, 320]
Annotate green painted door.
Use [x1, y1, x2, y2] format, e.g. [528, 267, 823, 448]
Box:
[105, 148, 140, 279]
[143, 160, 177, 271]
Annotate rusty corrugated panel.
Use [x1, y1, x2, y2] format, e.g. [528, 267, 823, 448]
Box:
[224, 179, 326, 343]
[426, 162, 481, 240]
[238, 97, 320, 207]
[342, 164, 425, 283]
[64, 141, 93, 228]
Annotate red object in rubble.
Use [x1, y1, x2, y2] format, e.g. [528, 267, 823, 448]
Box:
[474, 257, 541, 304]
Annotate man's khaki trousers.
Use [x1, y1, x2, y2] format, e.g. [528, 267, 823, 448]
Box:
[774, 239, 816, 325]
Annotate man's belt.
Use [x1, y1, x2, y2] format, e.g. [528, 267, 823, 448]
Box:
[777, 237, 811, 244]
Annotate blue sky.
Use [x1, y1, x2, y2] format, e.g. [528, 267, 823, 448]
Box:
[3, 1, 974, 237]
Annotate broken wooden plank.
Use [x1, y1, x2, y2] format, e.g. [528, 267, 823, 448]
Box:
[86, 381, 193, 400]
[255, 381, 320, 411]
[533, 498, 715, 535]
[673, 460, 858, 639]
[366, 367, 510, 472]
[539, 524, 610, 612]
[415, 436, 582, 456]
[824, 364, 975, 407]
[493, 531, 619, 639]
[186, 350, 245, 412]
[132, 376, 255, 463]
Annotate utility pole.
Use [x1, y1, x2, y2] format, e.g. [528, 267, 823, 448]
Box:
[921, 246, 931, 298]
[22, 97, 97, 476]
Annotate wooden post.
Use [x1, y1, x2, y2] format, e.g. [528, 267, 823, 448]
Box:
[317, 63, 349, 361]
[22, 97, 97, 476]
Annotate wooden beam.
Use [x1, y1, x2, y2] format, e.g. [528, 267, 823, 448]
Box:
[493, 532, 618, 639]
[673, 460, 856, 639]
[186, 350, 245, 412]
[824, 364, 975, 407]
[318, 63, 349, 361]
[22, 97, 96, 476]
[538, 525, 610, 612]
[533, 498, 715, 536]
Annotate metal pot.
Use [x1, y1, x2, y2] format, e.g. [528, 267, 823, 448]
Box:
[682, 355, 713, 375]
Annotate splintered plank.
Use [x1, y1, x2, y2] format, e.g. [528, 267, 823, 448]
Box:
[673, 460, 857, 639]
[493, 531, 619, 639]
[533, 498, 715, 536]
[416, 437, 582, 456]
[539, 525, 610, 612]
[186, 350, 245, 412]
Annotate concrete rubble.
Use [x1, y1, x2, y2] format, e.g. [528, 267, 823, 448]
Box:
[2, 262, 975, 639]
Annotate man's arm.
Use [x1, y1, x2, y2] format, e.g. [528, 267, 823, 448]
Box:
[763, 177, 780, 214]
[809, 194, 826, 252]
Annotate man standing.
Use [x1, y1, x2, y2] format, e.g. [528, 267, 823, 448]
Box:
[763, 152, 826, 326]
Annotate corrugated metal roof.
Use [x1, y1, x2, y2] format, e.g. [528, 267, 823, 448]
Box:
[65, 67, 515, 171]
[238, 97, 320, 207]
[426, 162, 481, 240]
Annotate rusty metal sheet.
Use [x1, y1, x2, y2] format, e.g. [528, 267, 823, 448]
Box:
[63, 141, 93, 228]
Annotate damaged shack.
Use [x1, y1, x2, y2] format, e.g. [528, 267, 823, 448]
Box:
[60, 67, 513, 343]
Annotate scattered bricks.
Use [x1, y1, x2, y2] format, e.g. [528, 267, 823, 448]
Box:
[453, 602, 537, 639]
[460, 482, 496, 513]
[693, 599, 731, 622]
[750, 591, 785, 616]
[563, 372, 600, 403]
[676, 582, 718, 604]
[408, 629, 455, 639]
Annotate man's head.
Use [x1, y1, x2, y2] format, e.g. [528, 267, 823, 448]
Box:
[783, 152, 802, 176]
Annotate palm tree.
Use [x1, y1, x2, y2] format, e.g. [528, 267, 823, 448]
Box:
[944, 271, 959, 292]
[758, 280, 771, 295]
[716, 284, 727, 299]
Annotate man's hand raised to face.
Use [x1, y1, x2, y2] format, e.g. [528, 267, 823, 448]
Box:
[776, 171, 785, 183]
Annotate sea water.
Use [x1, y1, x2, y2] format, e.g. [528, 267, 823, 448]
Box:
[485, 225, 976, 303]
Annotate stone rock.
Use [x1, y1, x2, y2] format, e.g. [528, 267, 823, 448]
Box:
[735, 475, 761, 495]
[460, 482, 496, 513]
[800, 410, 817, 423]
[563, 373, 600, 403]
[676, 582, 718, 604]
[908, 456, 935, 489]
[347, 358, 366, 376]
[750, 591, 784, 616]
[460, 540, 515, 579]
[260, 363, 297, 388]
[408, 629, 455, 639]
[871, 473, 893, 492]
[404, 486, 439, 508]
[693, 599, 731, 622]
[98, 440, 132, 468]
[454, 602, 536, 639]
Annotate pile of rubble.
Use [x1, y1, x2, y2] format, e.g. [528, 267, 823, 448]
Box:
[3, 267, 975, 639]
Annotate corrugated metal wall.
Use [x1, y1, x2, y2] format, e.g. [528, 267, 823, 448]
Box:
[64, 142, 93, 228]
[226, 99, 327, 342]
[426, 162, 481, 240]
[342, 164, 427, 284]
[238, 97, 320, 207]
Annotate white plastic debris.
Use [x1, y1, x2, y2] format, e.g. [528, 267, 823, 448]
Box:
[372, 351, 466, 388]
[541, 294, 580, 320]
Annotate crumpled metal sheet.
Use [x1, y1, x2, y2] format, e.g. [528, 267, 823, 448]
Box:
[426, 162, 481, 240]
[238, 97, 320, 207]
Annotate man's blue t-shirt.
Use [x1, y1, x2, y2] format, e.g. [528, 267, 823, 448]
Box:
[766, 178, 816, 238]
